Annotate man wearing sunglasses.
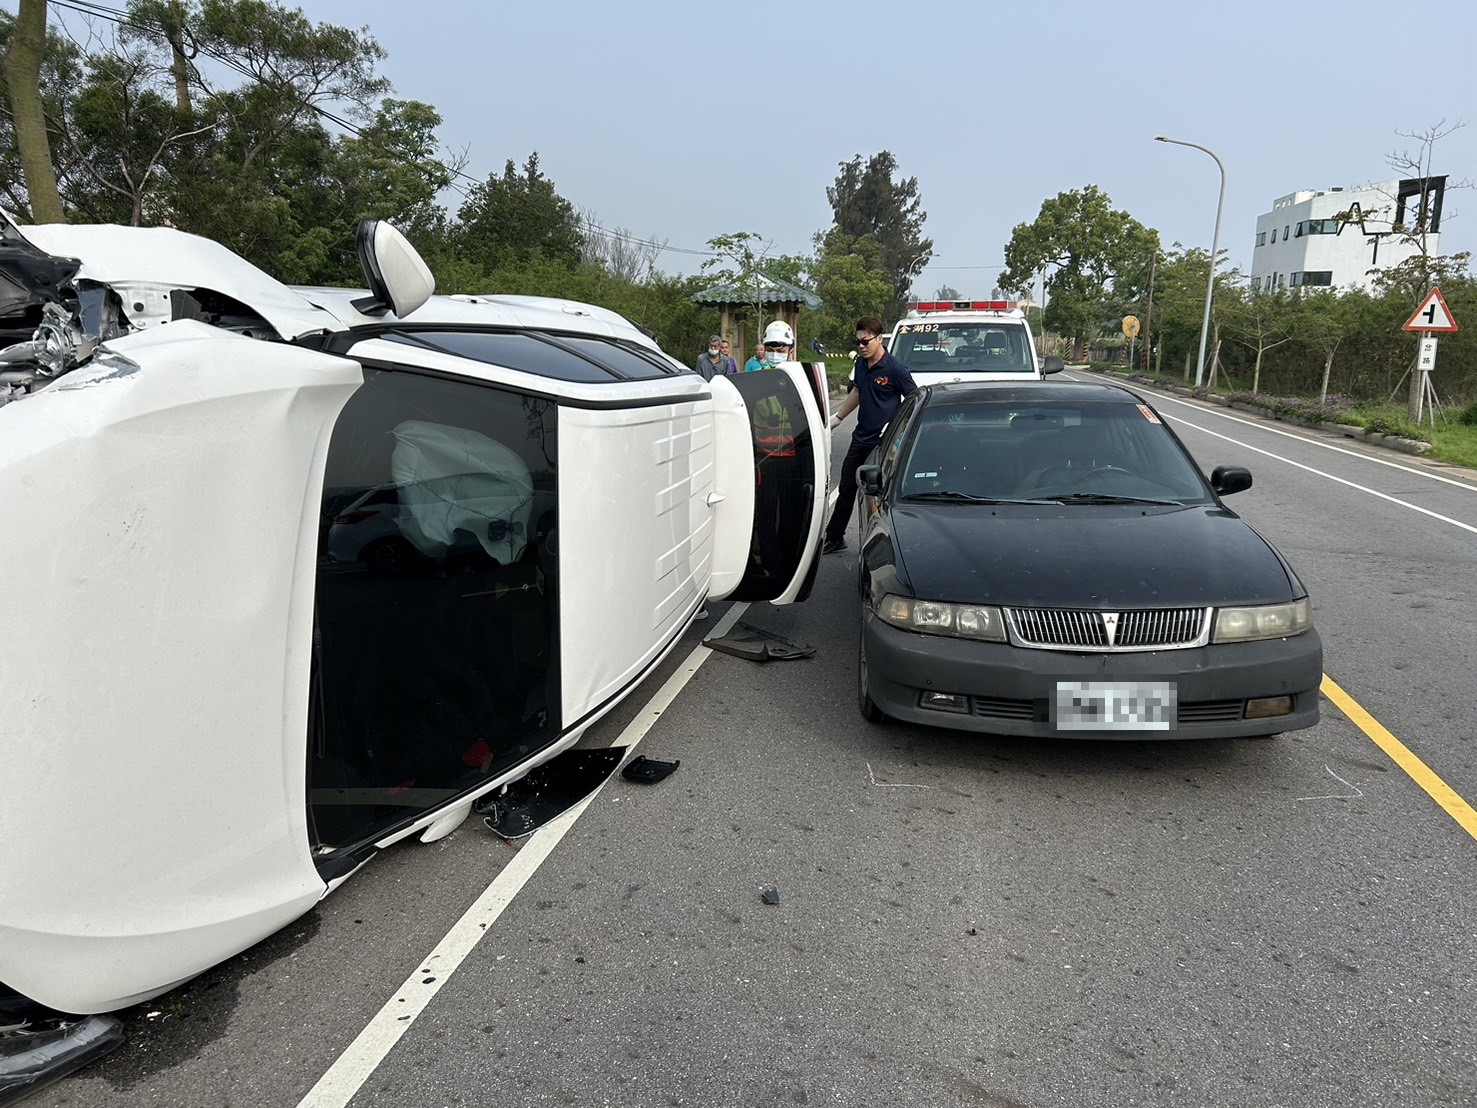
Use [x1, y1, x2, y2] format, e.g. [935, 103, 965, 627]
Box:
[820, 316, 916, 555]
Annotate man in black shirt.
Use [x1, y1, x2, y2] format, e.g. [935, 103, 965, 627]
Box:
[821, 316, 917, 554]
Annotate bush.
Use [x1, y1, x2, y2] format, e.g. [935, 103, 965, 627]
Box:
[1458, 400, 1477, 427]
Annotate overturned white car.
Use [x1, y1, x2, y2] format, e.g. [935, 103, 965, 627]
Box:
[0, 217, 829, 1027]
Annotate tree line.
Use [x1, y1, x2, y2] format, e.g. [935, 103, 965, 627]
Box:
[0, 0, 932, 361]
[3, 1, 1465, 405]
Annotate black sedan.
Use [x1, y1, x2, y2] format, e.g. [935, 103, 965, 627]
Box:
[854, 381, 1322, 739]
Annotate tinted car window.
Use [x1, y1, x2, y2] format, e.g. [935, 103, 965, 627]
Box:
[312, 367, 560, 858]
[386, 330, 616, 383]
[547, 335, 683, 379]
[900, 400, 1210, 503]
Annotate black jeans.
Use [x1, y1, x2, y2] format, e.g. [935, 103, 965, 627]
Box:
[824, 437, 876, 543]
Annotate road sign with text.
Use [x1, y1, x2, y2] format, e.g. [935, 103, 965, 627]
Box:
[1403, 287, 1459, 333]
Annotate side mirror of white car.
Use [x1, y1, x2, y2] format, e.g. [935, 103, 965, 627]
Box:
[352, 219, 435, 318]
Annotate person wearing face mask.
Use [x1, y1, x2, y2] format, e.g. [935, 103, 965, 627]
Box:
[820, 316, 916, 555]
[694, 334, 727, 380]
[760, 320, 795, 366]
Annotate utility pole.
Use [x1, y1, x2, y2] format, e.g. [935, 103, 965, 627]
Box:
[1142, 251, 1157, 374]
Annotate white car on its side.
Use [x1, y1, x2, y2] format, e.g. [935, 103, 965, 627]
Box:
[884, 298, 1064, 386]
[0, 215, 829, 1034]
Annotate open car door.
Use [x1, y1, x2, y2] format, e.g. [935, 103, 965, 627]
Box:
[708, 364, 829, 604]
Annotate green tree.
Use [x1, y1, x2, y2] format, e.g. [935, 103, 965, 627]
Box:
[1292, 289, 1363, 403]
[454, 152, 583, 272]
[808, 232, 892, 351]
[821, 151, 932, 317]
[935, 284, 960, 300]
[1225, 286, 1297, 394]
[1000, 185, 1159, 353]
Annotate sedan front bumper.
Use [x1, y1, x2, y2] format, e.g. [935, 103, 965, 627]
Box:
[864, 613, 1322, 739]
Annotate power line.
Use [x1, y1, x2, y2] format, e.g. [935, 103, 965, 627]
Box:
[51, 0, 725, 259]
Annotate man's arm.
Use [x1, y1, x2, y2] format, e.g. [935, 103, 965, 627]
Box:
[829, 387, 859, 428]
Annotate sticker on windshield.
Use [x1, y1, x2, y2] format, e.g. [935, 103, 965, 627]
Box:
[913, 471, 938, 478]
[1137, 404, 1161, 424]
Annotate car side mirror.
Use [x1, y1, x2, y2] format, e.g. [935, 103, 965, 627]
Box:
[352, 219, 435, 318]
[1210, 465, 1252, 496]
[1041, 356, 1065, 375]
[858, 464, 882, 495]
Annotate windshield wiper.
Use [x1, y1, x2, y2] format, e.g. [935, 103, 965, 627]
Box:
[903, 491, 1045, 504]
[1039, 493, 1184, 506]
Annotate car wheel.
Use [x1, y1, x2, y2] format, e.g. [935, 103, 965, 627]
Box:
[857, 611, 888, 724]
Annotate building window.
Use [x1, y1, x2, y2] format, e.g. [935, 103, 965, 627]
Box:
[1290, 271, 1332, 287]
[1256, 232, 1266, 247]
[1270, 228, 1277, 243]
[1293, 219, 1341, 237]
[1284, 225, 1290, 239]
[1252, 276, 1262, 290]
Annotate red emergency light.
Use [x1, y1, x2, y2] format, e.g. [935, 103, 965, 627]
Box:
[907, 299, 1018, 313]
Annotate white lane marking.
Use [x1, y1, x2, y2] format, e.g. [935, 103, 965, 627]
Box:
[1066, 371, 1477, 493]
[296, 602, 750, 1108]
[1295, 765, 1366, 802]
[1161, 415, 1477, 537]
[866, 762, 934, 789]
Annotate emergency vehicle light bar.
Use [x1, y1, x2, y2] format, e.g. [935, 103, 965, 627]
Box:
[909, 299, 1017, 312]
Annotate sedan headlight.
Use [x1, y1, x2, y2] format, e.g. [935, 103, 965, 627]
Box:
[877, 595, 1007, 642]
[1212, 597, 1313, 642]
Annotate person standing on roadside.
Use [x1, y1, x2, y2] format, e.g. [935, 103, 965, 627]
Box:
[744, 342, 766, 372]
[718, 339, 739, 375]
[694, 334, 727, 380]
[820, 316, 915, 554]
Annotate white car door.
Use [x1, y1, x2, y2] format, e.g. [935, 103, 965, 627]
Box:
[708, 363, 830, 605]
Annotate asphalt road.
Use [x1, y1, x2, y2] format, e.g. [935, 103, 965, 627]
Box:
[38, 378, 1477, 1108]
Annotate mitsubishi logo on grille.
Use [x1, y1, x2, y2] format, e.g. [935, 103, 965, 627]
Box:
[1101, 612, 1120, 647]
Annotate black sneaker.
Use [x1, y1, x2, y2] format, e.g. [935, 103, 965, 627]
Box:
[821, 537, 846, 555]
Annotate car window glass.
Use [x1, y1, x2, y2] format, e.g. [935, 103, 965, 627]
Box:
[879, 393, 922, 484]
[311, 368, 560, 859]
[901, 401, 1210, 502]
[890, 321, 1033, 373]
[545, 335, 682, 379]
[385, 329, 616, 383]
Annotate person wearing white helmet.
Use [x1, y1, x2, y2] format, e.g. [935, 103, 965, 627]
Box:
[760, 319, 795, 365]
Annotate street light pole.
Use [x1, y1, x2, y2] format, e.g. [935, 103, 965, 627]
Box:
[1155, 136, 1226, 389]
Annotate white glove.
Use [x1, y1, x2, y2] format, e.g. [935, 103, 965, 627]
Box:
[828, 413, 842, 429]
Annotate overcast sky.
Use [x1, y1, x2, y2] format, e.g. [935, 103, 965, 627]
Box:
[46, 0, 1477, 295]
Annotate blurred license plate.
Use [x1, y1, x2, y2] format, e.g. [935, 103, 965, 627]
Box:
[1053, 681, 1176, 731]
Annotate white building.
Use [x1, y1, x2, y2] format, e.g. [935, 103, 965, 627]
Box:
[1250, 177, 1446, 293]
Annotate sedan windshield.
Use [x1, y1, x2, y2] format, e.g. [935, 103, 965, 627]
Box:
[898, 401, 1212, 504]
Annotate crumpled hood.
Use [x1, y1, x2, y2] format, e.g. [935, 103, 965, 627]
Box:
[891, 502, 1298, 608]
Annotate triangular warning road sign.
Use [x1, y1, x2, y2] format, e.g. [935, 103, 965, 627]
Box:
[1403, 287, 1459, 333]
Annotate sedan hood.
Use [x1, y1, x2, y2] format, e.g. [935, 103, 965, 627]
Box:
[891, 503, 1297, 608]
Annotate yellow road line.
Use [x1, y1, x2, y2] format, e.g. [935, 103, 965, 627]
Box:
[1322, 674, 1477, 842]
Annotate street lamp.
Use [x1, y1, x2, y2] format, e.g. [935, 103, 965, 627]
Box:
[1155, 136, 1226, 388]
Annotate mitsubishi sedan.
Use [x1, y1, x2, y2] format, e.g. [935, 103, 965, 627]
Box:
[854, 382, 1322, 739]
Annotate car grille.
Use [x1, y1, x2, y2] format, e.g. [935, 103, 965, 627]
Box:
[968, 697, 1244, 724]
[1005, 607, 1211, 652]
[971, 695, 1036, 720]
